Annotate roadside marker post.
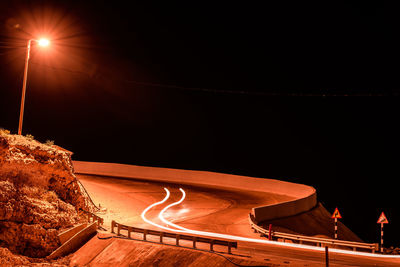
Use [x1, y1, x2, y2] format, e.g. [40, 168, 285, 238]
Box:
[331, 207, 342, 239]
[268, 224, 272, 241]
[325, 246, 329, 267]
[377, 212, 389, 253]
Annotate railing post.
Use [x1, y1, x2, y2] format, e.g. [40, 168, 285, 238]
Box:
[128, 227, 132, 239]
[193, 237, 197, 249]
[176, 235, 180, 246]
[111, 220, 115, 234]
[373, 243, 378, 253]
[228, 242, 232, 254]
[210, 240, 214, 252]
[143, 229, 147, 241]
[117, 223, 121, 236]
[160, 232, 164, 243]
[268, 224, 272, 240]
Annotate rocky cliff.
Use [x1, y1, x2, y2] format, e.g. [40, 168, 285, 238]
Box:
[0, 130, 93, 259]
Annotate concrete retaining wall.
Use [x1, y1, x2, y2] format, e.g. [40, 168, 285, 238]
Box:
[58, 223, 87, 245]
[48, 222, 97, 259]
[73, 161, 317, 223]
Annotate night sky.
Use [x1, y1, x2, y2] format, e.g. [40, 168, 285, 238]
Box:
[1, 1, 400, 246]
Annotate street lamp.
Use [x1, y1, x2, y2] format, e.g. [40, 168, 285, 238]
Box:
[18, 38, 50, 135]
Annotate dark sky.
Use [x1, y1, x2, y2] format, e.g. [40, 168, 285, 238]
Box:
[1, 1, 400, 246]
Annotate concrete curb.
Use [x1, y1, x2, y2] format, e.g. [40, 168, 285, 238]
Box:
[73, 160, 317, 223]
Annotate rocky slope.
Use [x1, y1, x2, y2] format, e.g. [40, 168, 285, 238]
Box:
[0, 129, 93, 260]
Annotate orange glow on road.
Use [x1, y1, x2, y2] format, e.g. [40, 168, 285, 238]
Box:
[142, 188, 400, 259]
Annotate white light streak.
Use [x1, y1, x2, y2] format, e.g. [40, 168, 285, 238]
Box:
[140, 187, 171, 228]
[143, 187, 400, 259]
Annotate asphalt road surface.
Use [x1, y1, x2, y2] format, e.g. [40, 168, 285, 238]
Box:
[78, 174, 400, 266]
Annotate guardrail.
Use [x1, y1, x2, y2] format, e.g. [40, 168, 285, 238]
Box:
[111, 220, 237, 254]
[249, 213, 379, 253]
[79, 208, 104, 228]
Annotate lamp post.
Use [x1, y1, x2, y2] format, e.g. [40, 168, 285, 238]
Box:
[18, 38, 50, 135]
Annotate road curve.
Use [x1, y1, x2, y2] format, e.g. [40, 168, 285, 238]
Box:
[77, 174, 400, 266]
[77, 174, 290, 237]
[73, 160, 317, 222]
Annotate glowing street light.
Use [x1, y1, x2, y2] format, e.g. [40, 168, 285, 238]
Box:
[18, 38, 50, 135]
[38, 38, 50, 47]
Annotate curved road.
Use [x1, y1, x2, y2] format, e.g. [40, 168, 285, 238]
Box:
[78, 174, 400, 267]
[78, 174, 290, 237]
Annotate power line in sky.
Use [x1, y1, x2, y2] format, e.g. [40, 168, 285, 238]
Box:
[19, 62, 400, 97]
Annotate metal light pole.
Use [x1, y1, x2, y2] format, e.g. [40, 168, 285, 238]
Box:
[18, 38, 50, 135]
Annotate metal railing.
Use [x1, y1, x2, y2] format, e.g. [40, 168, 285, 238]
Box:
[111, 220, 237, 254]
[79, 208, 104, 228]
[76, 179, 100, 212]
[249, 213, 378, 253]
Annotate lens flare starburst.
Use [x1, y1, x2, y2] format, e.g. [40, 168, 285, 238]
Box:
[37, 38, 50, 47]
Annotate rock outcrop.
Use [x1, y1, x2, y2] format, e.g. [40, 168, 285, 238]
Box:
[0, 130, 92, 258]
[0, 133, 86, 209]
[0, 247, 30, 266]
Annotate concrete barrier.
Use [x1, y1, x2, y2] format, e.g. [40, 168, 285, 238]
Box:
[253, 193, 317, 223]
[48, 222, 97, 259]
[73, 161, 317, 223]
[58, 223, 87, 245]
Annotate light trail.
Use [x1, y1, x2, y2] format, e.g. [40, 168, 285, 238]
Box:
[140, 187, 171, 228]
[143, 187, 400, 260]
[158, 188, 188, 231]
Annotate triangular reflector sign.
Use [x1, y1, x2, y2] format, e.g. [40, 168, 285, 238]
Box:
[331, 207, 342, 219]
[377, 212, 388, 224]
